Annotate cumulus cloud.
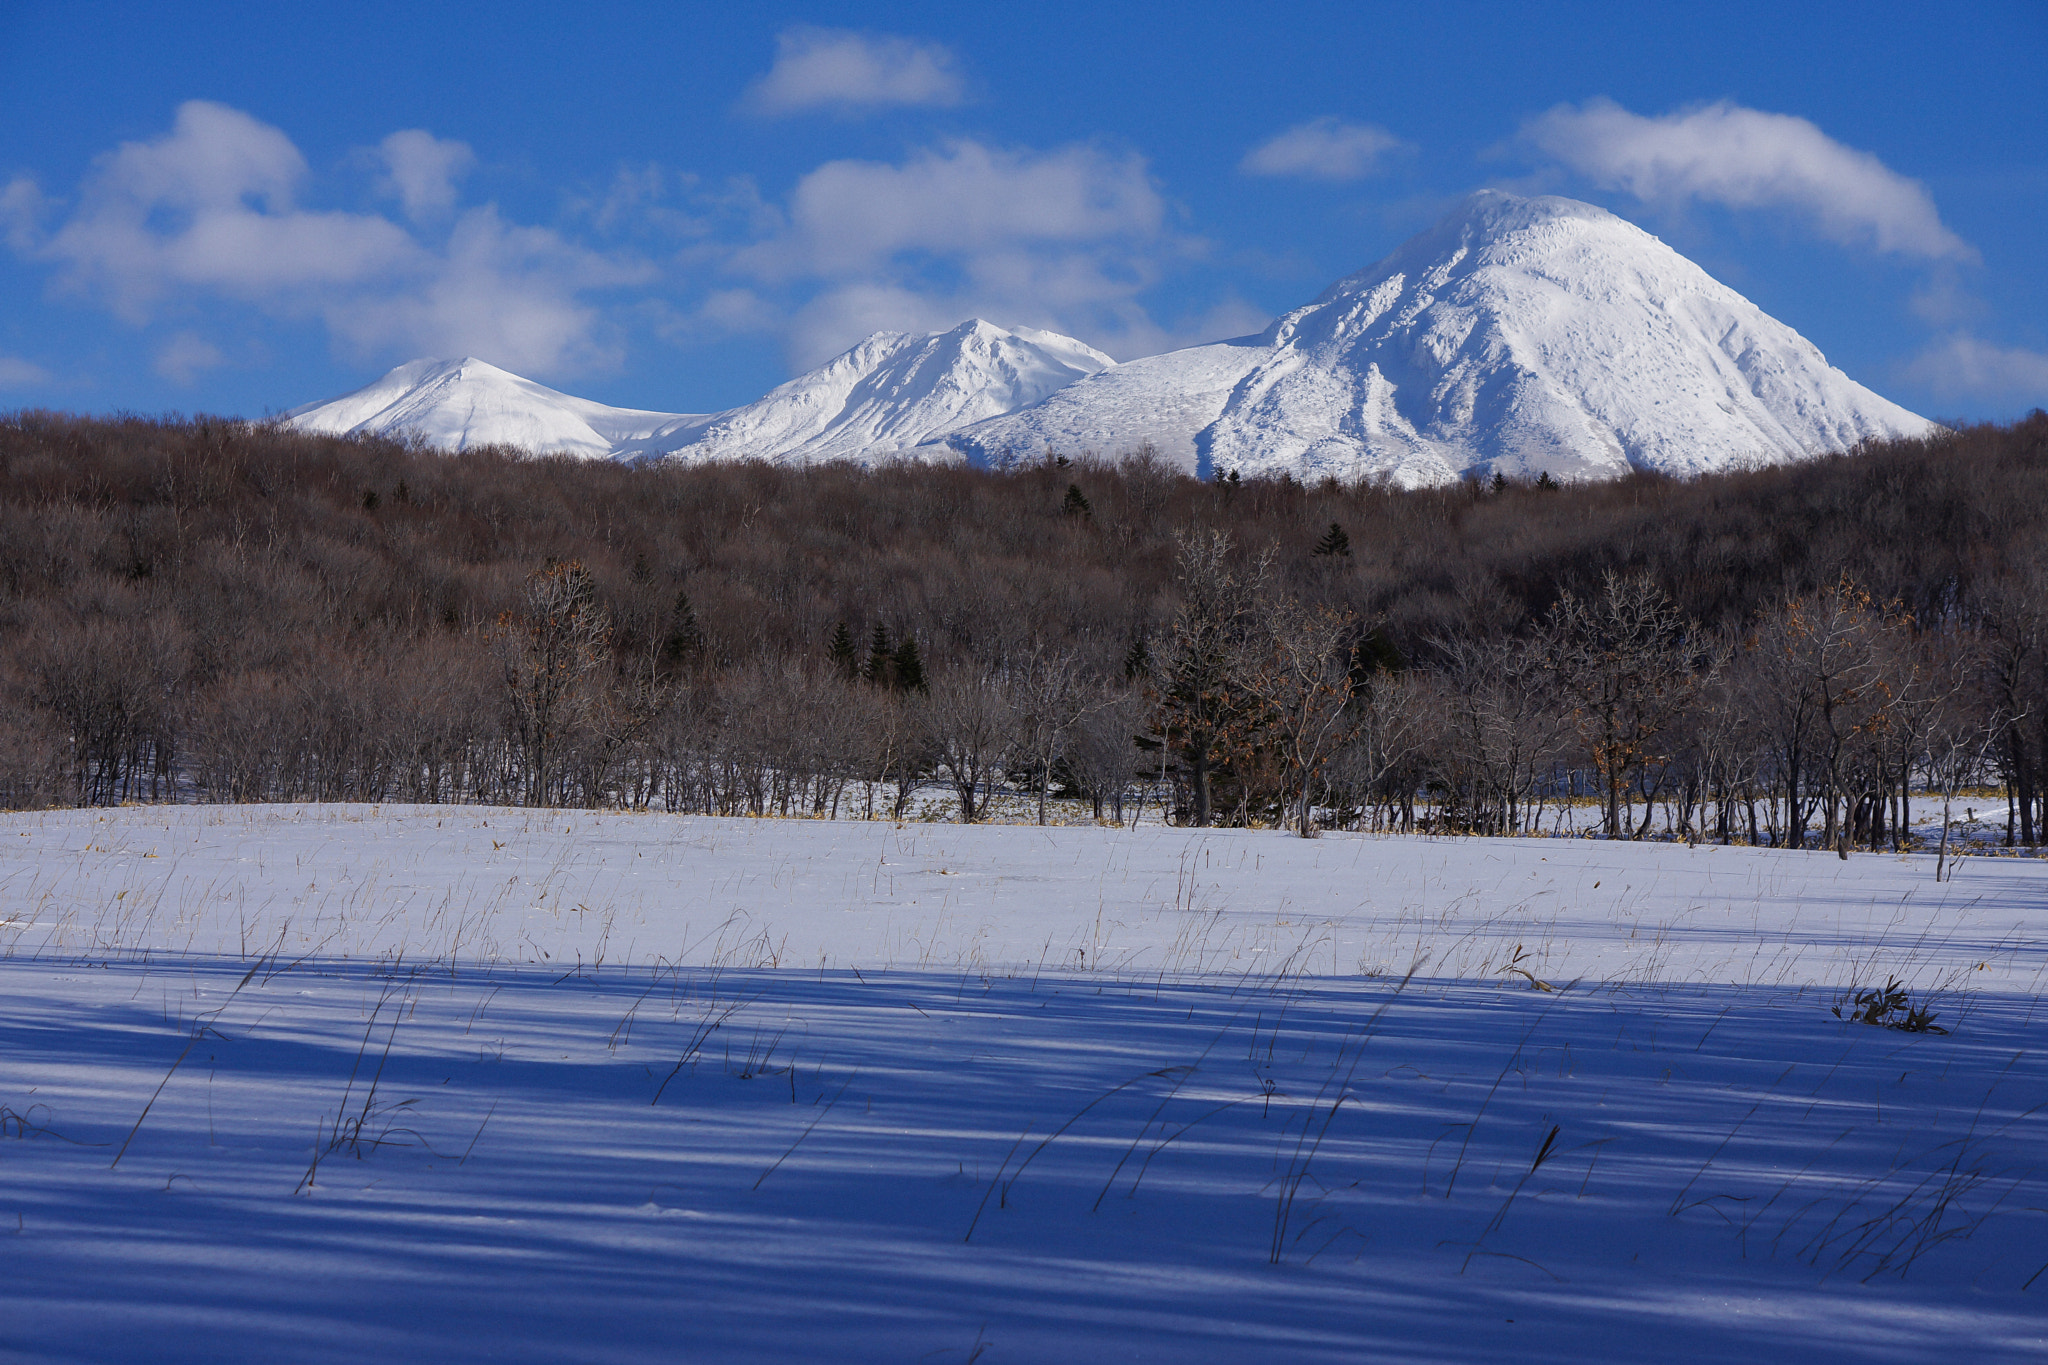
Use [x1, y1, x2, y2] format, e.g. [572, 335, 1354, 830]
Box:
[0, 354, 51, 388]
[377, 130, 475, 221]
[742, 140, 1165, 278]
[729, 139, 1184, 365]
[1241, 118, 1407, 181]
[1523, 98, 1973, 261]
[12, 101, 643, 374]
[742, 27, 965, 116]
[37, 101, 415, 320]
[1903, 335, 2048, 402]
[2, 177, 48, 252]
[154, 331, 225, 385]
[321, 206, 644, 369]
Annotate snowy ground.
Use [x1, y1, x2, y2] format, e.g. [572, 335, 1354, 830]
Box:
[2, 806, 2044, 1362]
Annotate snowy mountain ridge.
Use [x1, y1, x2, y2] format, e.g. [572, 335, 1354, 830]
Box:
[284, 357, 695, 461]
[942, 192, 1934, 485]
[287, 321, 1112, 467]
[286, 193, 1933, 482]
[623, 319, 1114, 465]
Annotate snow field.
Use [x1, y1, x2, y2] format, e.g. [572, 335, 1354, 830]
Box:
[2, 806, 2044, 1362]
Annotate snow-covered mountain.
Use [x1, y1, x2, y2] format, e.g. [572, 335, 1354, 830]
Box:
[943, 191, 1934, 485]
[284, 357, 696, 460]
[287, 321, 1111, 465]
[287, 195, 1930, 482]
[630, 319, 1113, 465]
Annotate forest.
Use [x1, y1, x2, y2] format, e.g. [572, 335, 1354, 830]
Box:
[1, 407, 2044, 849]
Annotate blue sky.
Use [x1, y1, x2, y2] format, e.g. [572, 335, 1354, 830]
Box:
[2, 1, 2043, 422]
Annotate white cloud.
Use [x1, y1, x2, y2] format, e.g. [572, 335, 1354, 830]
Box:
[742, 27, 965, 116]
[729, 139, 1185, 366]
[37, 101, 415, 320]
[2, 177, 48, 252]
[0, 354, 51, 388]
[1523, 98, 1973, 261]
[13, 101, 644, 374]
[377, 130, 475, 221]
[1903, 335, 2048, 402]
[154, 331, 225, 385]
[1241, 118, 1406, 181]
[321, 206, 645, 371]
[742, 140, 1165, 278]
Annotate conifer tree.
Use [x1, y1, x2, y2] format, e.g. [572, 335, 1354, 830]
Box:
[1536, 471, 1561, 490]
[1122, 636, 1152, 680]
[1061, 483, 1092, 518]
[827, 622, 859, 678]
[890, 636, 928, 694]
[659, 590, 704, 669]
[1311, 522, 1352, 557]
[1490, 471, 1509, 494]
[864, 624, 893, 686]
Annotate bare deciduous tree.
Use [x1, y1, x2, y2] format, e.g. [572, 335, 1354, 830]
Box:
[495, 560, 612, 807]
[1244, 597, 1359, 837]
[1544, 572, 1707, 839]
[919, 670, 1017, 823]
[1157, 530, 1271, 827]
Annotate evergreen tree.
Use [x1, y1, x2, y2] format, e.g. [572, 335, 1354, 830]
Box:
[890, 635, 928, 694]
[1122, 635, 1152, 680]
[659, 589, 704, 669]
[827, 622, 859, 677]
[1311, 522, 1352, 558]
[1536, 471, 1561, 490]
[1061, 483, 1092, 518]
[1490, 471, 1509, 494]
[863, 624, 893, 686]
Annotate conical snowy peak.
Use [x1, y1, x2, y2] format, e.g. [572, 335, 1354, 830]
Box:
[286, 358, 694, 459]
[641, 319, 1114, 466]
[947, 192, 1933, 485]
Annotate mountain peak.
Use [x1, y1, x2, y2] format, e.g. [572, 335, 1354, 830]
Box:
[946, 193, 1931, 485]
[288, 209, 1929, 482]
[651, 319, 1113, 465]
[286, 357, 693, 459]
[289, 320, 1115, 466]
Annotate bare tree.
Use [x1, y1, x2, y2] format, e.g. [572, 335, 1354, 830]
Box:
[1543, 571, 1705, 839]
[919, 669, 1017, 823]
[1010, 646, 1096, 825]
[494, 560, 612, 807]
[1244, 597, 1359, 836]
[1328, 667, 1429, 832]
[1741, 576, 1903, 849]
[1066, 683, 1148, 822]
[1157, 529, 1271, 826]
[1426, 633, 1567, 836]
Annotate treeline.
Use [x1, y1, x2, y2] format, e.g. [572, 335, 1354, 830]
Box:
[0, 407, 2044, 849]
